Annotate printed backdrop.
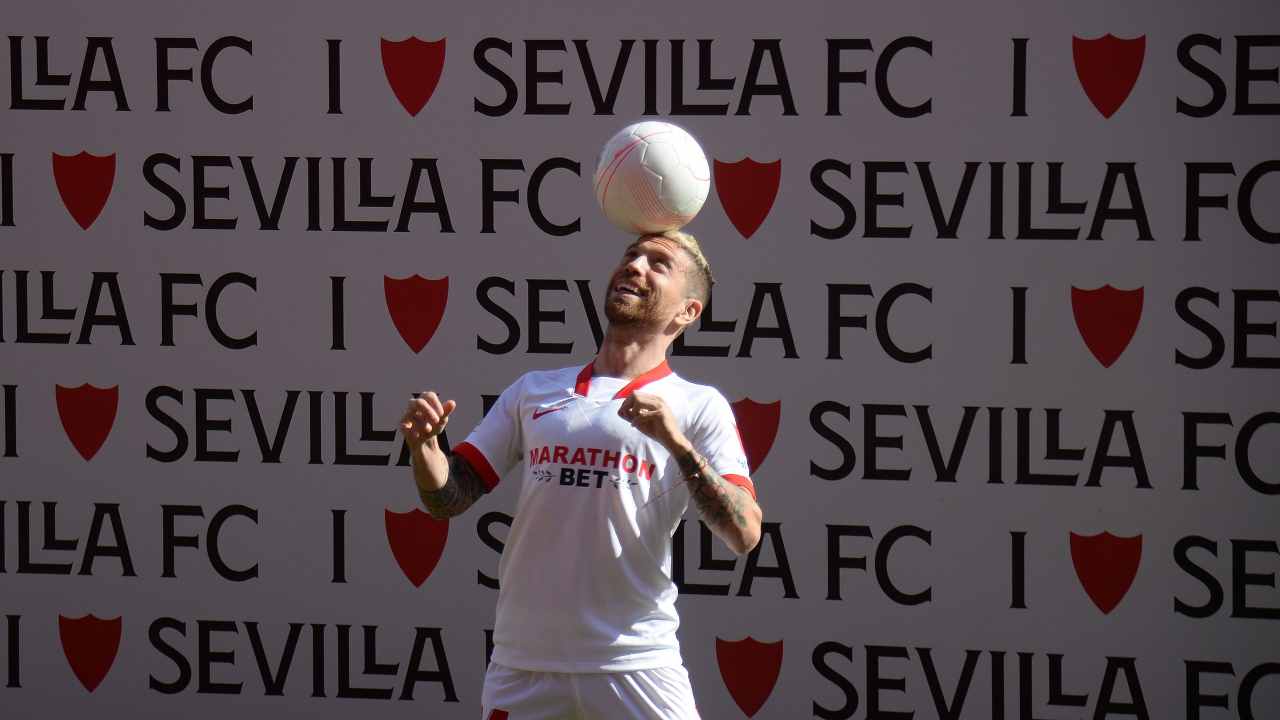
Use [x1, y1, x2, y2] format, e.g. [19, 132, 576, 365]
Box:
[2, 1, 1278, 717]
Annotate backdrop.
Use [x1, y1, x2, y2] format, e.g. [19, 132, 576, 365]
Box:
[2, 1, 1278, 718]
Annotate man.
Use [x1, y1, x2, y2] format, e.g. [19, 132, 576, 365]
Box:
[398, 231, 764, 719]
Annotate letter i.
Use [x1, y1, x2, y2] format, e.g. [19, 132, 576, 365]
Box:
[330, 277, 346, 350]
[2, 385, 15, 457]
[326, 40, 342, 114]
[1010, 531, 1027, 609]
[1, 154, 13, 227]
[331, 510, 347, 583]
[1011, 39, 1028, 117]
[5, 615, 18, 688]
[1011, 287, 1028, 365]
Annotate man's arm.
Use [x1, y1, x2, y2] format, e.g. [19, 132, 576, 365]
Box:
[673, 445, 762, 555]
[619, 392, 764, 555]
[401, 391, 486, 519]
[416, 452, 487, 519]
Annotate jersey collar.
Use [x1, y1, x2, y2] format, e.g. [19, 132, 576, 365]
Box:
[574, 359, 673, 399]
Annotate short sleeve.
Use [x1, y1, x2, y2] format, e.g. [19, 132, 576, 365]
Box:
[690, 392, 755, 499]
[453, 378, 523, 491]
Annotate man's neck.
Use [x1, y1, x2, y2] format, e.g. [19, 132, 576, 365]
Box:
[593, 325, 672, 379]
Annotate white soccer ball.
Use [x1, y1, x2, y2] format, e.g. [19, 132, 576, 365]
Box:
[593, 121, 711, 235]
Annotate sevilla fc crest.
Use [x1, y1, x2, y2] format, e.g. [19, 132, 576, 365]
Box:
[59, 614, 122, 692]
[731, 398, 781, 474]
[1070, 531, 1142, 614]
[52, 151, 116, 229]
[714, 158, 781, 239]
[384, 275, 449, 353]
[1072, 35, 1145, 118]
[716, 636, 783, 717]
[1071, 285, 1143, 368]
[385, 508, 449, 587]
[55, 384, 119, 461]
[381, 37, 446, 116]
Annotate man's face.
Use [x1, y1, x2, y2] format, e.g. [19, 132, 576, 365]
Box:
[604, 236, 693, 328]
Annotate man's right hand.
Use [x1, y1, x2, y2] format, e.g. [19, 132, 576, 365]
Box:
[399, 392, 456, 489]
[399, 392, 486, 518]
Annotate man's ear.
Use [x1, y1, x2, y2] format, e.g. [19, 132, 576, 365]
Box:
[676, 297, 704, 329]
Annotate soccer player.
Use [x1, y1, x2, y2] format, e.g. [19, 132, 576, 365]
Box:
[398, 231, 763, 719]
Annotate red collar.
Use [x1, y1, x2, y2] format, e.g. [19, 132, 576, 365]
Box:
[574, 360, 673, 399]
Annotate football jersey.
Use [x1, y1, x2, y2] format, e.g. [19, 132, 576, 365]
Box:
[454, 360, 754, 673]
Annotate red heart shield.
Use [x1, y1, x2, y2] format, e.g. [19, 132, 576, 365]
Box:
[714, 158, 781, 239]
[716, 636, 783, 717]
[1072, 35, 1146, 119]
[52, 152, 116, 229]
[1070, 285, 1143, 368]
[385, 508, 449, 587]
[1069, 532, 1142, 614]
[381, 37, 447, 116]
[55, 384, 119, 461]
[730, 398, 781, 474]
[58, 614, 122, 692]
[384, 275, 449, 353]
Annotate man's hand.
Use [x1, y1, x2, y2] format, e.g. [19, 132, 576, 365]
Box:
[400, 392, 456, 444]
[397, 392, 484, 518]
[399, 392, 456, 491]
[617, 392, 689, 455]
[619, 391, 762, 555]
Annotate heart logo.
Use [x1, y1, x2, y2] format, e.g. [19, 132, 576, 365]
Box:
[730, 398, 781, 474]
[714, 158, 781, 239]
[381, 37, 447, 116]
[1069, 531, 1142, 614]
[385, 508, 450, 587]
[55, 384, 119, 460]
[59, 614, 122, 692]
[1071, 285, 1143, 368]
[384, 275, 449, 353]
[716, 636, 783, 717]
[52, 152, 116, 229]
[1072, 35, 1146, 119]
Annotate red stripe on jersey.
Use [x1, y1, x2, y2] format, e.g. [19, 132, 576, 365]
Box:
[574, 360, 673, 399]
[574, 362, 595, 397]
[722, 473, 756, 500]
[453, 441, 501, 491]
[614, 360, 672, 399]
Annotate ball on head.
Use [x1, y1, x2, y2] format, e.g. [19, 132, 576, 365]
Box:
[592, 121, 711, 235]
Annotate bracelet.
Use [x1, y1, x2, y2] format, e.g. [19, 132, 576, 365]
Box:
[678, 449, 707, 482]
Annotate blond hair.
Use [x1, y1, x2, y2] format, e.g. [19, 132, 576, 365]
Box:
[653, 230, 713, 306]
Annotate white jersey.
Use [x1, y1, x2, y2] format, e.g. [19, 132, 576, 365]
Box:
[454, 361, 754, 673]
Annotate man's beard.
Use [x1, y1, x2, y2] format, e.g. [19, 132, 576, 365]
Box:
[604, 292, 663, 327]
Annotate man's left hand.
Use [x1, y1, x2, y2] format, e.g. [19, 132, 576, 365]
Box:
[618, 392, 689, 454]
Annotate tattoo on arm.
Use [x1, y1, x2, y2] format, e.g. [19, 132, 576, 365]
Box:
[677, 448, 750, 532]
[419, 454, 486, 519]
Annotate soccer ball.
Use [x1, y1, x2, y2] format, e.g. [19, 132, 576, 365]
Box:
[592, 121, 711, 235]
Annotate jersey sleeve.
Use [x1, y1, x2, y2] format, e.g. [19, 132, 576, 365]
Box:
[690, 391, 756, 499]
[453, 378, 524, 492]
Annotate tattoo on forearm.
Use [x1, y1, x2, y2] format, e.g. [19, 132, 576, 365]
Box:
[677, 449, 750, 531]
[419, 454, 485, 518]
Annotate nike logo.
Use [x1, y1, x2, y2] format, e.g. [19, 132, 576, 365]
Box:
[532, 406, 565, 420]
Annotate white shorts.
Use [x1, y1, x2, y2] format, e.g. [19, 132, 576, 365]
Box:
[480, 661, 701, 720]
